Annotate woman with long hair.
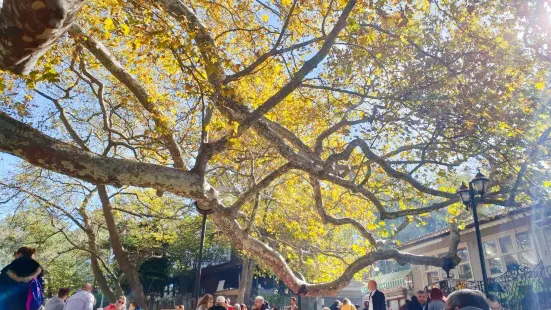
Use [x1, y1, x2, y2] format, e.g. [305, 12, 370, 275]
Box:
[197, 294, 214, 310]
[428, 288, 446, 310]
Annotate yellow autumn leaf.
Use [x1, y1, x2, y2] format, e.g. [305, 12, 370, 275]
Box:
[104, 18, 115, 32]
[262, 14, 269, 23]
[535, 81, 545, 90]
[121, 23, 130, 35]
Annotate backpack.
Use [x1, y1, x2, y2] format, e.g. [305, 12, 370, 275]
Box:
[25, 277, 43, 310]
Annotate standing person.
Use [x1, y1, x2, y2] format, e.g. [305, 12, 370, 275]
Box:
[176, 305, 185, 310]
[241, 303, 247, 310]
[409, 291, 429, 310]
[365, 280, 386, 310]
[104, 295, 126, 310]
[210, 296, 228, 310]
[330, 300, 341, 310]
[253, 296, 270, 310]
[64, 283, 96, 310]
[428, 288, 445, 310]
[444, 289, 489, 310]
[289, 297, 298, 310]
[45, 287, 70, 310]
[234, 303, 242, 310]
[129, 301, 142, 310]
[399, 300, 410, 310]
[340, 299, 357, 310]
[197, 294, 214, 310]
[0, 246, 44, 310]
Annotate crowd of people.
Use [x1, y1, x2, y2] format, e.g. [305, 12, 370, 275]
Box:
[396, 288, 501, 310]
[195, 294, 285, 310]
[0, 246, 503, 310]
[320, 281, 500, 310]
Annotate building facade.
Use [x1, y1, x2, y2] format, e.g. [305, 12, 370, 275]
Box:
[374, 206, 551, 310]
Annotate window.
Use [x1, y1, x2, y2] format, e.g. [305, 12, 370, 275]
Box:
[483, 230, 538, 276]
[425, 247, 473, 284]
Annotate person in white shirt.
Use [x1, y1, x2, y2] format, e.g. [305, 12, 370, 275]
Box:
[64, 283, 96, 310]
[365, 280, 386, 310]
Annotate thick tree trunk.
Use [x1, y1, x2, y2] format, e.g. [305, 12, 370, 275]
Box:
[98, 185, 148, 308]
[237, 258, 255, 304]
[0, 0, 85, 74]
[90, 256, 117, 303]
[77, 190, 119, 304]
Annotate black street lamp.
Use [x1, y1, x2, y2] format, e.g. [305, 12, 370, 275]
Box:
[457, 170, 490, 295]
[194, 202, 214, 305]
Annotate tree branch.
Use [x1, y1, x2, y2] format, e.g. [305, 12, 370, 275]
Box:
[238, 0, 357, 133]
[230, 162, 293, 210]
[0, 112, 214, 202]
[309, 176, 377, 247]
[327, 138, 455, 199]
[69, 25, 186, 170]
[507, 126, 551, 204]
[213, 210, 461, 296]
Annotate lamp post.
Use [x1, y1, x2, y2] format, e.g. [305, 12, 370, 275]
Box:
[194, 202, 214, 305]
[457, 170, 490, 295]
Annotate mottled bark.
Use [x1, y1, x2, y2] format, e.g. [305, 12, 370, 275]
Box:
[98, 185, 148, 309]
[0, 112, 213, 201]
[0, 0, 84, 74]
[212, 211, 461, 296]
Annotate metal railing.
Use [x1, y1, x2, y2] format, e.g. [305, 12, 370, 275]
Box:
[424, 261, 551, 310]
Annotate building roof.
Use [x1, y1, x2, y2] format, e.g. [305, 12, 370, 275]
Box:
[201, 260, 242, 274]
[398, 204, 548, 250]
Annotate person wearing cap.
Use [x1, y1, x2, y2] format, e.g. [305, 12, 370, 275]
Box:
[444, 289, 489, 310]
[210, 296, 228, 310]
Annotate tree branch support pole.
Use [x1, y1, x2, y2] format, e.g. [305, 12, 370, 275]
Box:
[469, 182, 489, 295]
[194, 206, 210, 304]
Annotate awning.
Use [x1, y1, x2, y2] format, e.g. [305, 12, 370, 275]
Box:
[374, 269, 412, 290]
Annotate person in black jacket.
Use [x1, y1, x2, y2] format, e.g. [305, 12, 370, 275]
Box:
[0, 247, 43, 310]
[408, 291, 430, 310]
[365, 280, 386, 310]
